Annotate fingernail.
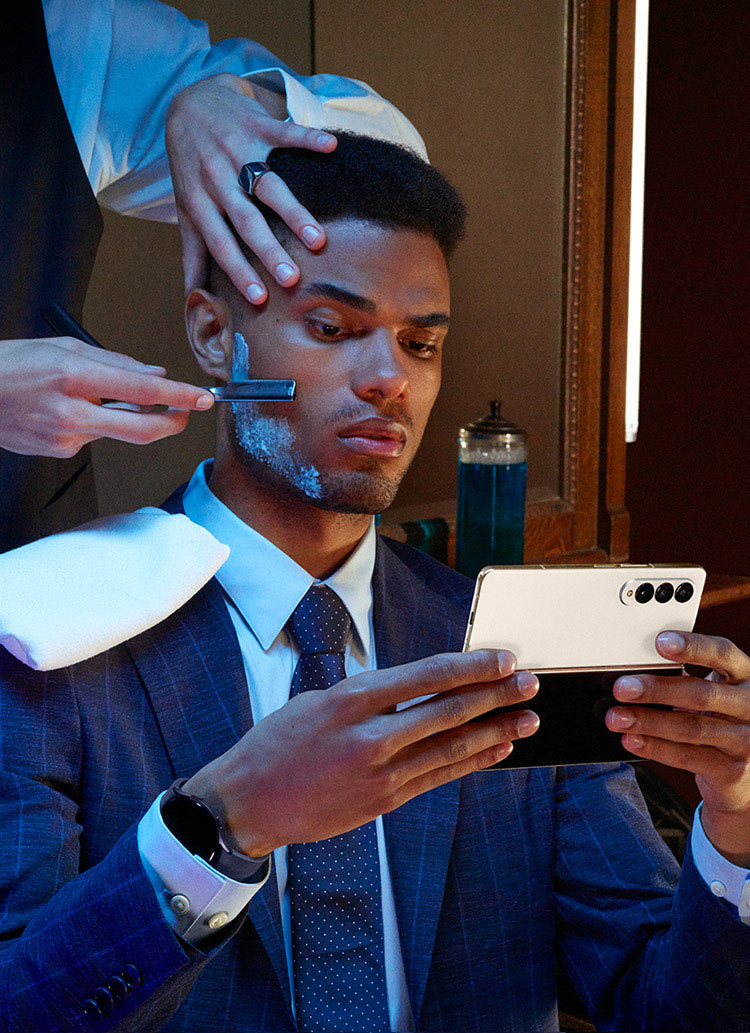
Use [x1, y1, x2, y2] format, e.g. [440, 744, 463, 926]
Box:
[275, 262, 297, 285]
[492, 742, 513, 763]
[615, 676, 643, 700]
[497, 650, 516, 675]
[516, 712, 540, 737]
[622, 733, 645, 750]
[657, 631, 685, 655]
[195, 394, 213, 410]
[607, 708, 635, 730]
[247, 283, 266, 303]
[318, 132, 335, 147]
[517, 672, 539, 698]
[145, 364, 166, 372]
[301, 225, 322, 246]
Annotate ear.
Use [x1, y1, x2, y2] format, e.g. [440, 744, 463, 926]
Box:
[185, 289, 234, 382]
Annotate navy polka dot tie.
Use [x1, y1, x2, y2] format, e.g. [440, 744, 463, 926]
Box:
[286, 585, 390, 1032]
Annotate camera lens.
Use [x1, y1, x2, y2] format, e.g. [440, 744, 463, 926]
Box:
[635, 582, 654, 603]
[675, 582, 694, 603]
[655, 582, 674, 603]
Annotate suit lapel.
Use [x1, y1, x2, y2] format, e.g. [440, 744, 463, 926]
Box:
[374, 539, 466, 1025]
[126, 573, 292, 1018]
[126, 578, 251, 777]
[136, 484, 256, 777]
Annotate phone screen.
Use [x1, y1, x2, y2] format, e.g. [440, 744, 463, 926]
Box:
[482, 666, 683, 768]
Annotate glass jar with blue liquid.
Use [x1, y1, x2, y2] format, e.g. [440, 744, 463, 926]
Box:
[456, 401, 527, 578]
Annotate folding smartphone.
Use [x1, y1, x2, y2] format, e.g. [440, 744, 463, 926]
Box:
[463, 564, 706, 768]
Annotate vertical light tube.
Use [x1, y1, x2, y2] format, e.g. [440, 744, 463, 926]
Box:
[625, 0, 650, 443]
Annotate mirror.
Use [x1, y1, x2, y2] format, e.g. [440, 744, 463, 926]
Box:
[87, 0, 631, 564]
[315, 0, 568, 512]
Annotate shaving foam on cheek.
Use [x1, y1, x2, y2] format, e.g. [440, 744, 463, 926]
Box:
[232, 331, 250, 383]
[230, 332, 323, 499]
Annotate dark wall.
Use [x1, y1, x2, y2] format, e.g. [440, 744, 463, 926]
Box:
[627, 1, 750, 652]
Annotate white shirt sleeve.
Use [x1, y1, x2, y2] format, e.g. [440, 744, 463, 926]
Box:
[137, 792, 270, 945]
[42, 0, 426, 221]
[690, 803, 750, 923]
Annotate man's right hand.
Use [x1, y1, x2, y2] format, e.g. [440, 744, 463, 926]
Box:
[0, 337, 214, 457]
[184, 649, 539, 857]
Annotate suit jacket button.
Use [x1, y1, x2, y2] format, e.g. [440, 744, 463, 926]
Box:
[121, 963, 141, 989]
[93, 986, 114, 1014]
[108, 974, 129, 1002]
[83, 998, 103, 1021]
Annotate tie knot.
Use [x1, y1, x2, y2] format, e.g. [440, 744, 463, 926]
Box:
[287, 585, 352, 656]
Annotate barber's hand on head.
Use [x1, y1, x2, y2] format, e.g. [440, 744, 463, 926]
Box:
[183, 649, 539, 857]
[0, 337, 214, 458]
[607, 631, 750, 865]
[165, 73, 336, 302]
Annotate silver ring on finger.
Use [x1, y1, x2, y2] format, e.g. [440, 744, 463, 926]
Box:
[238, 161, 271, 198]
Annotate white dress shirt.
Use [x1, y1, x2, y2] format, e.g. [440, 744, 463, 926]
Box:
[139, 459, 414, 1032]
[41, 0, 426, 220]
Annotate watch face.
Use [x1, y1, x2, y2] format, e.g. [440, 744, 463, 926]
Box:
[162, 793, 220, 863]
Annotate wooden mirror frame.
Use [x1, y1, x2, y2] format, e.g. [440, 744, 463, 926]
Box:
[381, 0, 636, 567]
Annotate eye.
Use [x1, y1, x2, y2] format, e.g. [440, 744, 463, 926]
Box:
[402, 338, 440, 358]
[305, 318, 349, 341]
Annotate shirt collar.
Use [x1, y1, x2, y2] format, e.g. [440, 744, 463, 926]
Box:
[181, 460, 375, 654]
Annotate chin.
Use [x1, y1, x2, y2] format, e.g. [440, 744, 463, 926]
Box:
[300, 470, 403, 514]
[231, 434, 406, 514]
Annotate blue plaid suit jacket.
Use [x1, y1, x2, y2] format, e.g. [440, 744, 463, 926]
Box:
[1, 503, 749, 1031]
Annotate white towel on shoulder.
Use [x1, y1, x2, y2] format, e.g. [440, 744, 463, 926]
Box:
[0, 508, 229, 671]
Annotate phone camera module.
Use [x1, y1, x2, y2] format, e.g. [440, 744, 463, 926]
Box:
[675, 582, 694, 603]
[635, 582, 654, 604]
[655, 582, 674, 604]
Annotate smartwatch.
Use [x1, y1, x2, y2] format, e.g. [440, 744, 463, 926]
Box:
[160, 778, 268, 883]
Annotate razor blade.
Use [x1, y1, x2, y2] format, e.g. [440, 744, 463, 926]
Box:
[209, 380, 297, 402]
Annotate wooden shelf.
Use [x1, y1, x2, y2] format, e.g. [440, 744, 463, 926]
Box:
[379, 509, 750, 613]
[379, 495, 607, 569]
[700, 574, 750, 610]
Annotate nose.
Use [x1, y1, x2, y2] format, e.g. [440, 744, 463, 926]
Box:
[350, 329, 409, 403]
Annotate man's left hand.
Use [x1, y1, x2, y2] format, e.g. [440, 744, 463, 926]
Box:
[607, 631, 750, 865]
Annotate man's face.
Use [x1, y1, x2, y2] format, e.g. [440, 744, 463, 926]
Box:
[226, 219, 450, 514]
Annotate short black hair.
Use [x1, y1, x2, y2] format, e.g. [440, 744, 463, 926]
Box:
[257, 132, 465, 259]
[211, 133, 466, 293]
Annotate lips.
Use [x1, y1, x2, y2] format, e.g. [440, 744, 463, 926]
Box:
[337, 418, 407, 458]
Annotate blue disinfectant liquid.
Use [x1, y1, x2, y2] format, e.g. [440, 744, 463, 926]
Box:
[456, 460, 527, 578]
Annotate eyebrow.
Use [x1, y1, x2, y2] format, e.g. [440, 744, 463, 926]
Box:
[300, 282, 450, 328]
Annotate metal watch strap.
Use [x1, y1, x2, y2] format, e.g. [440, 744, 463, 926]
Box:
[162, 778, 269, 883]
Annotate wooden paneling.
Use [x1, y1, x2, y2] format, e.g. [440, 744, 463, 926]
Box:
[599, 0, 635, 561]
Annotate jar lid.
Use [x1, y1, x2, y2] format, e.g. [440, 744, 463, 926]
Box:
[461, 400, 526, 441]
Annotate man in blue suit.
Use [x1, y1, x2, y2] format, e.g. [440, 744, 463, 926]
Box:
[2, 133, 750, 1033]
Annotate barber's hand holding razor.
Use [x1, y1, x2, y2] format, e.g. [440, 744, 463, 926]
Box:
[166, 73, 336, 301]
[1, 76, 329, 459]
[607, 630, 750, 866]
[184, 649, 540, 856]
[0, 337, 214, 457]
